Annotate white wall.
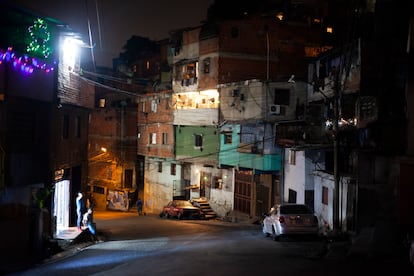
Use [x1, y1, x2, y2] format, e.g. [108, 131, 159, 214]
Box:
[190, 164, 234, 218]
[313, 171, 349, 234]
[144, 158, 182, 214]
[284, 149, 306, 203]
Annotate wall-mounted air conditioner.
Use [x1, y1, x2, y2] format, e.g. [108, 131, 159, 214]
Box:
[269, 104, 281, 115]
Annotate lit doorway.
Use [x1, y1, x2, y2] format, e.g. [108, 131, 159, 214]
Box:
[54, 180, 70, 233]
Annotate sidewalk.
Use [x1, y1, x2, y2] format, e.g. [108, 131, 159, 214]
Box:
[0, 227, 105, 275]
[43, 229, 106, 265]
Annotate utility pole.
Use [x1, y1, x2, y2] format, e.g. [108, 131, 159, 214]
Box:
[333, 68, 340, 233]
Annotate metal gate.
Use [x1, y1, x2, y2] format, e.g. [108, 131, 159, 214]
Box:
[234, 170, 253, 215]
[256, 184, 269, 217]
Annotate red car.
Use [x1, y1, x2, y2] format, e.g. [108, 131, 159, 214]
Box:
[160, 200, 203, 220]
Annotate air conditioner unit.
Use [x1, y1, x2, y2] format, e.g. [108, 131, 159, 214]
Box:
[269, 104, 281, 115]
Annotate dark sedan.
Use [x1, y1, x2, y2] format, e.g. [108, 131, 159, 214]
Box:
[159, 200, 204, 220]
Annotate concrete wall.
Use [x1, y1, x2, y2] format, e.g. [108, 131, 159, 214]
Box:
[284, 149, 306, 203]
[314, 171, 349, 234]
[143, 158, 182, 214]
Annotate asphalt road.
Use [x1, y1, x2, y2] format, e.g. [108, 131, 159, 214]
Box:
[9, 210, 414, 276]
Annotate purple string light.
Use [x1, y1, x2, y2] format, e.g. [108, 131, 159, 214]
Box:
[0, 47, 55, 75]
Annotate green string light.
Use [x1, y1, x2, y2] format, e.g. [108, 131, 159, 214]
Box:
[26, 18, 52, 58]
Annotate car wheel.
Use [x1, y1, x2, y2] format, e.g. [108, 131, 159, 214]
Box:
[272, 226, 280, 241]
[177, 212, 183, 220]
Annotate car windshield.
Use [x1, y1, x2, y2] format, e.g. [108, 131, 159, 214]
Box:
[280, 205, 312, 214]
[176, 201, 194, 207]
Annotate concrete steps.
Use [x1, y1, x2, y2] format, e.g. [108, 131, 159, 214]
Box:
[191, 198, 217, 219]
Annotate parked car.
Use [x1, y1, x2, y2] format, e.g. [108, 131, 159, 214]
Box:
[262, 203, 319, 241]
[159, 200, 204, 220]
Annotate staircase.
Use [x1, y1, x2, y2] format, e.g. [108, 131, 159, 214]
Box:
[191, 198, 217, 219]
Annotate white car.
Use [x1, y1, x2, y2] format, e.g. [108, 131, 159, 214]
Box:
[262, 204, 319, 241]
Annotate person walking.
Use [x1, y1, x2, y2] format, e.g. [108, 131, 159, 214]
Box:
[76, 192, 85, 231]
[83, 208, 98, 242]
[137, 198, 143, 215]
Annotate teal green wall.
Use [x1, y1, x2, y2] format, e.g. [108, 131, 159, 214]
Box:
[219, 124, 282, 171]
[175, 125, 219, 161]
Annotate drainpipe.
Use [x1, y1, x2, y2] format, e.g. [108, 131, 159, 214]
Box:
[280, 146, 285, 205]
[120, 100, 127, 187]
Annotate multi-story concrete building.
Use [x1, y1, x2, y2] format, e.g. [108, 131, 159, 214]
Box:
[0, 4, 93, 261]
[87, 81, 140, 211]
[136, 90, 177, 214]
[164, 12, 325, 218]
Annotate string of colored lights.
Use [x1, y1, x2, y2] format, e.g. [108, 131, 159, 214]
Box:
[0, 47, 55, 74]
[26, 18, 52, 59]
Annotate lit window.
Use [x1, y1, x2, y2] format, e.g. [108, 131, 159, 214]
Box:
[326, 26, 333, 33]
[150, 133, 156, 144]
[176, 62, 198, 86]
[151, 100, 157, 112]
[276, 12, 284, 21]
[146, 60, 150, 70]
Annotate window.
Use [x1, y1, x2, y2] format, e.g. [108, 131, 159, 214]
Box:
[288, 189, 297, 203]
[170, 163, 176, 175]
[322, 186, 328, 205]
[194, 134, 203, 149]
[151, 100, 157, 112]
[289, 150, 296, 165]
[124, 169, 133, 189]
[162, 133, 168, 145]
[99, 98, 105, 108]
[150, 133, 157, 144]
[62, 115, 69, 139]
[203, 58, 210, 74]
[176, 62, 198, 86]
[240, 126, 255, 144]
[214, 177, 222, 189]
[142, 102, 146, 113]
[74, 116, 81, 138]
[158, 161, 162, 173]
[92, 186, 105, 194]
[224, 133, 232, 144]
[274, 88, 290, 105]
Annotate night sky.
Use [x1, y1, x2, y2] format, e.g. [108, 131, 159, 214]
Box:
[5, 0, 214, 67]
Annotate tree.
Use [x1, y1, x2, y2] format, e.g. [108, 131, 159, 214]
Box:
[119, 35, 159, 65]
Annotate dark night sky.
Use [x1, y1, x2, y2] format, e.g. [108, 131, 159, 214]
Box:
[5, 0, 214, 67]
